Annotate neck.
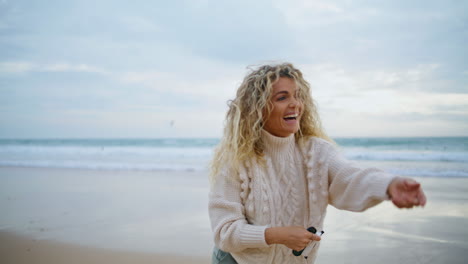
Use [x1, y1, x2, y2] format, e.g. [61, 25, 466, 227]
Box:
[262, 130, 295, 156]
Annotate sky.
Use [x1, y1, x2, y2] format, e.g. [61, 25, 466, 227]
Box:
[0, 0, 467, 138]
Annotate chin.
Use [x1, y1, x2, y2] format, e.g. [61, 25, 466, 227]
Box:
[289, 126, 300, 134]
[283, 129, 299, 136]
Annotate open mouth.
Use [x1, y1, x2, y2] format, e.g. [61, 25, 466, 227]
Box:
[283, 113, 299, 121]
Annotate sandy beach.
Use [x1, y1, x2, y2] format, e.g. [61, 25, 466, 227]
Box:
[1, 167, 468, 263]
[0, 231, 210, 264]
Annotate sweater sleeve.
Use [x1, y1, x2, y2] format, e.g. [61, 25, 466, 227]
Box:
[208, 167, 270, 253]
[323, 142, 396, 212]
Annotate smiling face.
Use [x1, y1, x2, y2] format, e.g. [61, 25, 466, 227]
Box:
[263, 77, 303, 137]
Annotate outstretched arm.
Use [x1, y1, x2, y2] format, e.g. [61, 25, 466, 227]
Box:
[387, 177, 427, 208]
[325, 142, 396, 212]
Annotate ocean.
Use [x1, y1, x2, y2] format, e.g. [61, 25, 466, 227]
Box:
[0, 137, 467, 178]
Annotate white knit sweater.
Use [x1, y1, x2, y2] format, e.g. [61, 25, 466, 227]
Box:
[209, 131, 395, 263]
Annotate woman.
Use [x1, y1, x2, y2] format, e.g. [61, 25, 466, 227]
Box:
[209, 63, 426, 264]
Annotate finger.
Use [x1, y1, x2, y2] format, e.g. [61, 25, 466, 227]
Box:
[398, 201, 413, 208]
[392, 194, 405, 208]
[311, 234, 321, 241]
[406, 191, 421, 207]
[393, 197, 412, 208]
[391, 197, 402, 208]
[402, 199, 415, 208]
[304, 232, 319, 241]
[418, 190, 427, 206]
[404, 179, 420, 190]
[305, 232, 315, 240]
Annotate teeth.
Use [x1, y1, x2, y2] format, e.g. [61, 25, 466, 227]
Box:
[284, 114, 298, 118]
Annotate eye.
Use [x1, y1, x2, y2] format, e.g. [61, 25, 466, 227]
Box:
[277, 96, 287, 101]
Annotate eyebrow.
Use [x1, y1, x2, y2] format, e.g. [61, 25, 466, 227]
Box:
[274, 91, 289, 96]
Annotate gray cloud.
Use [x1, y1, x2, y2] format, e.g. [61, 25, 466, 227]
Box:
[0, 0, 467, 138]
[0, 0, 294, 66]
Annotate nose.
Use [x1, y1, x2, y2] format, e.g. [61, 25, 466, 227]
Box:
[289, 97, 301, 114]
[289, 97, 300, 108]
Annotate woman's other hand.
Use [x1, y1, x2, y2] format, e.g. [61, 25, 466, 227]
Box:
[265, 226, 321, 251]
[387, 177, 427, 208]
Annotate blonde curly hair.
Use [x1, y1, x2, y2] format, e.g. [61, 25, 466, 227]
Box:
[210, 62, 332, 182]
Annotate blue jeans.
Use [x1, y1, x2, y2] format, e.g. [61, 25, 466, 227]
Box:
[212, 247, 238, 264]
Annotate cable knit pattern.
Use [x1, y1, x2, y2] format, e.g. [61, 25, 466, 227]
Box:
[262, 132, 303, 229]
[209, 132, 396, 264]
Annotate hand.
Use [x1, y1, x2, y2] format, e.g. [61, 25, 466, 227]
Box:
[387, 177, 427, 208]
[265, 226, 321, 251]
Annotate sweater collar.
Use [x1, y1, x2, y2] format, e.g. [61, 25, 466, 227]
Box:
[262, 130, 295, 154]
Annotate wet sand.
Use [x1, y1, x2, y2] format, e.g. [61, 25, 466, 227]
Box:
[1, 167, 468, 263]
[0, 231, 210, 264]
[318, 176, 468, 263]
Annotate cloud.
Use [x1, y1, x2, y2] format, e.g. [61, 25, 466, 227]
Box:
[42, 63, 109, 74]
[322, 110, 468, 137]
[119, 68, 240, 112]
[297, 62, 468, 137]
[301, 63, 463, 95]
[0, 0, 466, 138]
[0, 62, 34, 73]
[119, 16, 163, 34]
[273, 0, 380, 29]
[0, 61, 109, 74]
[133, 0, 293, 63]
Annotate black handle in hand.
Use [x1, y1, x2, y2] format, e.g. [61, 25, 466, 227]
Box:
[292, 226, 317, 256]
